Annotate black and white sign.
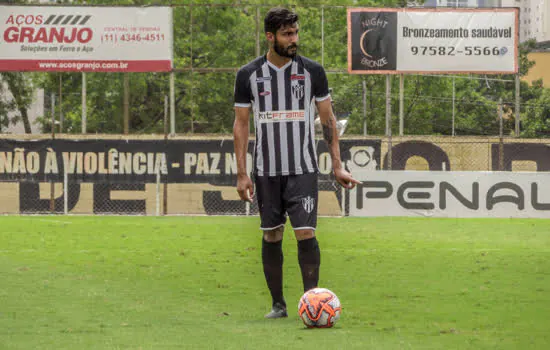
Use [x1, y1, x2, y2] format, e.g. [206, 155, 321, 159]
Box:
[0, 138, 381, 184]
[350, 171, 550, 218]
[0, 138, 382, 214]
[348, 8, 518, 74]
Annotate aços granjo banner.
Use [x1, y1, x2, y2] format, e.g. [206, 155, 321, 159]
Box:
[348, 8, 518, 74]
[0, 6, 172, 72]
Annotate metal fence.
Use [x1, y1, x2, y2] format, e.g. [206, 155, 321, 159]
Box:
[0, 177, 342, 216]
[1, 3, 539, 137]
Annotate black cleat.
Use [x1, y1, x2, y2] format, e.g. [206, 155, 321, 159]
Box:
[265, 302, 288, 319]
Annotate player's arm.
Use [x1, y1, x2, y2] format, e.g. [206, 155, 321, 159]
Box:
[233, 106, 253, 202]
[312, 62, 360, 189]
[233, 67, 254, 202]
[317, 99, 360, 189]
[317, 98, 342, 170]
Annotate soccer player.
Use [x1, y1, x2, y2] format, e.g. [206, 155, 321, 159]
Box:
[233, 7, 360, 318]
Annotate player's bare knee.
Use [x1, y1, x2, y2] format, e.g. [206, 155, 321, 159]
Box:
[294, 229, 315, 241]
[264, 226, 284, 242]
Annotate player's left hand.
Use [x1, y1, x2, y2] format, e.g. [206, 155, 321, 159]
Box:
[333, 168, 362, 189]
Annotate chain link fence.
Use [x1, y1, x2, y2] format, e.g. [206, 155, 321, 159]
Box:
[0, 177, 344, 216]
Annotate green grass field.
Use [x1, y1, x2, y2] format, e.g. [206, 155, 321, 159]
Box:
[1, 216, 549, 349]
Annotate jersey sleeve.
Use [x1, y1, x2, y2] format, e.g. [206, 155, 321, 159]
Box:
[234, 68, 252, 107]
[312, 65, 330, 102]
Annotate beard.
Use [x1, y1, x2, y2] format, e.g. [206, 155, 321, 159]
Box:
[274, 37, 298, 58]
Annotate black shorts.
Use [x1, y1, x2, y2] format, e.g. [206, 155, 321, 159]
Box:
[254, 173, 318, 231]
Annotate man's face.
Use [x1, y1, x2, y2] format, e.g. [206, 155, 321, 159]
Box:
[271, 24, 299, 58]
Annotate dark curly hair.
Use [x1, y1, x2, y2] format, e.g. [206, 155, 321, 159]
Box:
[264, 7, 299, 34]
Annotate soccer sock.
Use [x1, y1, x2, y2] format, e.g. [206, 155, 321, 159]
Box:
[262, 238, 285, 308]
[297, 237, 320, 292]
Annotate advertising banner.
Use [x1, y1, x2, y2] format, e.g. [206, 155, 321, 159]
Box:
[350, 171, 550, 218]
[0, 138, 380, 183]
[0, 6, 172, 72]
[348, 8, 518, 74]
[0, 138, 381, 215]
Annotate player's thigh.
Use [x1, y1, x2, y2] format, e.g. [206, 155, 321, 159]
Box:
[255, 175, 286, 230]
[284, 173, 318, 231]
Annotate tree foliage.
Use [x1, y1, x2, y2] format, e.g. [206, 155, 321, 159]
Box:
[0, 72, 35, 133]
[1, 0, 549, 137]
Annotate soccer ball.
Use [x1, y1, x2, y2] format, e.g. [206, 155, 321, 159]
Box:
[298, 288, 341, 328]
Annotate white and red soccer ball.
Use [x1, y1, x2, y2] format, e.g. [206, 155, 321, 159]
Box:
[298, 288, 341, 328]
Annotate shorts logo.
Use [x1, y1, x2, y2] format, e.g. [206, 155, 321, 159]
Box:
[302, 196, 315, 214]
[259, 91, 271, 96]
[291, 84, 304, 100]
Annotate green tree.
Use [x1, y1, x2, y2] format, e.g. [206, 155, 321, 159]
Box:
[6, 0, 548, 137]
[520, 80, 550, 138]
[0, 77, 16, 133]
[0, 72, 34, 133]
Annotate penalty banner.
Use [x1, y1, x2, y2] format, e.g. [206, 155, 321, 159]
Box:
[348, 8, 518, 74]
[0, 6, 172, 72]
[349, 171, 550, 218]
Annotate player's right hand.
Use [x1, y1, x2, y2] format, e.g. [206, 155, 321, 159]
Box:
[334, 167, 362, 189]
[236, 174, 254, 203]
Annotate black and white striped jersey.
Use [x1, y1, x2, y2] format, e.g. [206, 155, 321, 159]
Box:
[234, 55, 330, 177]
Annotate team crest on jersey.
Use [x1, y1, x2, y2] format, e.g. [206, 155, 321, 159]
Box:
[292, 83, 304, 100]
[302, 196, 315, 214]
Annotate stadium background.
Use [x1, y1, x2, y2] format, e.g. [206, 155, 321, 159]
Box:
[0, 1, 549, 216]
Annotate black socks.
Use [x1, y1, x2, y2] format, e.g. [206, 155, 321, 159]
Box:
[262, 239, 285, 308]
[297, 237, 320, 292]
